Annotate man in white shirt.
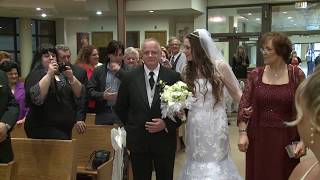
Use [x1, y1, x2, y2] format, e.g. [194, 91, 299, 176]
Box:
[168, 37, 187, 73]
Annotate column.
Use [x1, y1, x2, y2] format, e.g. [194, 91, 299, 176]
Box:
[19, 18, 33, 78]
[117, 0, 126, 46]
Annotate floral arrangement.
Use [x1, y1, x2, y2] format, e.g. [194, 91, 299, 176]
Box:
[160, 81, 192, 122]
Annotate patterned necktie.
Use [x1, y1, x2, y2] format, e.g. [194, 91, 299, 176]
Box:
[149, 71, 155, 90]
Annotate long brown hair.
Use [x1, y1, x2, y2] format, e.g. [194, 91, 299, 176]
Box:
[76, 45, 96, 65]
[184, 32, 223, 106]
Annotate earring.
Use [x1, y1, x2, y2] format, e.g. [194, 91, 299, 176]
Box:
[310, 127, 315, 144]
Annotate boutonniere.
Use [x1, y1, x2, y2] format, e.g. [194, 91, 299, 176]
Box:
[156, 79, 167, 92]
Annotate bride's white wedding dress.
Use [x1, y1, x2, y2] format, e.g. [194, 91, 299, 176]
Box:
[179, 63, 242, 180]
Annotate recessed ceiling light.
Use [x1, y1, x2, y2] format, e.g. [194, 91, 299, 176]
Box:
[288, 16, 293, 19]
[256, 18, 260, 21]
[0, 26, 2, 29]
[290, 19, 294, 22]
[148, 10, 154, 13]
[36, 7, 42, 11]
[41, 13, 47, 18]
[294, 24, 297, 26]
[96, 11, 102, 15]
[248, 13, 252, 15]
[282, 11, 287, 14]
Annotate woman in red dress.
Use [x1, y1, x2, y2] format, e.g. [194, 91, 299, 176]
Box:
[237, 32, 306, 180]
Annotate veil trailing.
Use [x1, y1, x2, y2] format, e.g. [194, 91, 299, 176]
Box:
[191, 29, 224, 64]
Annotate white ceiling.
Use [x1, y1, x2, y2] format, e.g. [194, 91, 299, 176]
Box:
[0, 0, 202, 19]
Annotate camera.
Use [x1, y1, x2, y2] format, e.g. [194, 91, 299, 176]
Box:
[58, 62, 68, 72]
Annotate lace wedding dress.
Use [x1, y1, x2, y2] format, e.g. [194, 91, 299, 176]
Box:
[179, 78, 242, 180]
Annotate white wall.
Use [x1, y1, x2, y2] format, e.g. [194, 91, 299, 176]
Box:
[65, 16, 170, 62]
[65, 16, 117, 62]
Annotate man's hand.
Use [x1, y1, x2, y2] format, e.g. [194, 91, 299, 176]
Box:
[145, 118, 166, 133]
[103, 88, 118, 101]
[75, 121, 86, 134]
[0, 122, 8, 143]
[110, 62, 121, 74]
[64, 66, 74, 82]
[17, 118, 25, 125]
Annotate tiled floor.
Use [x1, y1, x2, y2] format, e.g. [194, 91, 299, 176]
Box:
[152, 115, 315, 180]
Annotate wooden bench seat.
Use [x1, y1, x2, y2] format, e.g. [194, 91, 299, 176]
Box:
[0, 161, 15, 180]
[11, 138, 77, 180]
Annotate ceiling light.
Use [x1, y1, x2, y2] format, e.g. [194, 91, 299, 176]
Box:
[290, 20, 294, 22]
[295, 2, 308, 9]
[248, 13, 252, 15]
[0, 26, 2, 29]
[209, 16, 226, 23]
[294, 24, 297, 26]
[96, 11, 102, 15]
[148, 10, 154, 13]
[282, 11, 287, 14]
[36, 7, 42, 11]
[256, 18, 260, 21]
[41, 13, 47, 18]
[288, 16, 293, 19]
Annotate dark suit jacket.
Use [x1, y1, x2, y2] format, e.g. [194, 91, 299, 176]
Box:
[0, 70, 19, 163]
[115, 65, 181, 154]
[71, 65, 88, 122]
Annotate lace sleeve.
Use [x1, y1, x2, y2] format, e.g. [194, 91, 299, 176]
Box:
[216, 60, 242, 103]
[29, 83, 45, 105]
[237, 68, 260, 125]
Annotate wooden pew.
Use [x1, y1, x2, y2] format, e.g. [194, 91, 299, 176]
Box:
[11, 138, 77, 180]
[0, 161, 15, 180]
[10, 125, 27, 138]
[72, 125, 114, 180]
[85, 113, 96, 125]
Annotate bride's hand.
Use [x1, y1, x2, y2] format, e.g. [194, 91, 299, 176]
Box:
[238, 133, 249, 152]
[175, 110, 185, 120]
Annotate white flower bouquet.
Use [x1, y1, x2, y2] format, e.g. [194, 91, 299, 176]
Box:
[160, 81, 192, 122]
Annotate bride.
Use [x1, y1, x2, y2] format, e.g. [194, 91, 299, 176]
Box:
[179, 29, 243, 180]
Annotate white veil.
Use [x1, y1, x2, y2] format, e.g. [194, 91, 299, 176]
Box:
[191, 29, 243, 103]
[193, 29, 224, 64]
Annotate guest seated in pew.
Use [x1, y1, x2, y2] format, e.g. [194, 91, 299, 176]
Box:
[0, 61, 28, 125]
[0, 69, 19, 163]
[24, 46, 83, 139]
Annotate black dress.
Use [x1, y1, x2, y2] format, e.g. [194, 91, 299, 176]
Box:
[24, 69, 77, 140]
[232, 55, 249, 79]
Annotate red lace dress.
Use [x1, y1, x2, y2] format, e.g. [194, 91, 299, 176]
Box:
[238, 65, 305, 180]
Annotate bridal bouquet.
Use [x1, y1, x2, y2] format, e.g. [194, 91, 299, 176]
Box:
[160, 81, 192, 122]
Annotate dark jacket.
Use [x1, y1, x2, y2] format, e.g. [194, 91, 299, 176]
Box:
[0, 70, 19, 163]
[115, 65, 181, 153]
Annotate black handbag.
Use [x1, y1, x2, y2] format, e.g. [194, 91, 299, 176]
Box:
[86, 150, 110, 170]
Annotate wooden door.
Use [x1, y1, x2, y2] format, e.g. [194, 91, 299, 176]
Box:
[145, 31, 167, 47]
[92, 32, 113, 48]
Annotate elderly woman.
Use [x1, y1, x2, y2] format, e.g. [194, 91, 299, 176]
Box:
[0, 61, 28, 124]
[288, 69, 320, 180]
[25, 47, 82, 139]
[123, 47, 139, 69]
[238, 32, 306, 180]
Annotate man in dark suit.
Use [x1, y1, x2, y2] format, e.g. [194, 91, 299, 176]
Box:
[56, 44, 87, 134]
[87, 40, 124, 125]
[115, 38, 181, 180]
[0, 70, 19, 163]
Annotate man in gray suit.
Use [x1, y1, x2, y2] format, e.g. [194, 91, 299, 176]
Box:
[0, 69, 19, 163]
[168, 37, 187, 73]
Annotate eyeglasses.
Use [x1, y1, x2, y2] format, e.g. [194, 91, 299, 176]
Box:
[260, 48, 273, 54]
